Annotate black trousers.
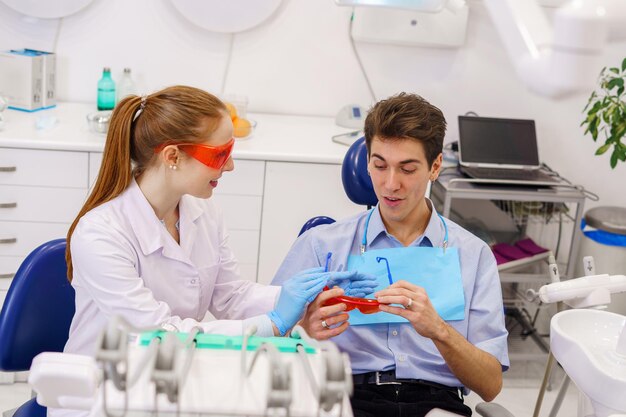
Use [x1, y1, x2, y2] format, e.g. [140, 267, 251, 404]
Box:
[351, 382, 472, 417]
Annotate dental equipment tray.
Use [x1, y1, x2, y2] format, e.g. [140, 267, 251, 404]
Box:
[139, 331, 317, 353]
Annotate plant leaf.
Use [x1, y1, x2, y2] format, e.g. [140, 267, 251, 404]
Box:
[607, 78, 624, 90]
[610, 67, 620, 74]
[622, 57, 626, 72]
[610, 149, 619, 168]
[596, 143, 612, 155]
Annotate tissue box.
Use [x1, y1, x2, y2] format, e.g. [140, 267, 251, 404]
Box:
[24, 49, 56, 108]
[0, 50, 44, 111]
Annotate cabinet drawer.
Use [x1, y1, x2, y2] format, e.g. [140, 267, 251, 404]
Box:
[211, 195, 262, 231]
[0, 185, 87, 223]
[0, 221, 68, 256]
[214, 160, 264, 196]
[0, 148, 88, 188]
[0, 256, 23, 279]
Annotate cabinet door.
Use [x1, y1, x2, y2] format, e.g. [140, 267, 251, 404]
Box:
[257, 162, 362, 285]
[89, 152, 103, 188]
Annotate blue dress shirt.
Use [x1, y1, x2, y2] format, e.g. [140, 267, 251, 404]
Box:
[272, 202, 509, 390]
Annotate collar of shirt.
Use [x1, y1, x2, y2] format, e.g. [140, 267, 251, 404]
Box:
[125, 178, 205, 258]
[366, 198, 445, 249]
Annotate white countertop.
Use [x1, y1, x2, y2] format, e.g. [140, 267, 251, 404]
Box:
[0, 103, 358, 164]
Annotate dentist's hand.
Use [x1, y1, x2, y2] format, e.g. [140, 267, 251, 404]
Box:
[327, 271, 378, 298]
[268, 267, 329, 336]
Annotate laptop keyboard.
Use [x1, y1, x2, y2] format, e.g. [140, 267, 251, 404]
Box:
[462, 167, 555, 182]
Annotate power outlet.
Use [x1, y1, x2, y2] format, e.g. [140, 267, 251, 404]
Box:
[351, 5, 469, 48]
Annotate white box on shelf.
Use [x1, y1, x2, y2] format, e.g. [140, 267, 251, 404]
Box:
[0, 51, 44, 111]
[23, 49, 56, 108]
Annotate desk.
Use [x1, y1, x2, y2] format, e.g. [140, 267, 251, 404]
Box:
[431, 174, 586, 280]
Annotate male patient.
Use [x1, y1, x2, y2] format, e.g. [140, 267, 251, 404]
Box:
[272, 93, 509, 417]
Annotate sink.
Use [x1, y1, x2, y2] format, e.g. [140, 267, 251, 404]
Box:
[551, 309, 626, 417]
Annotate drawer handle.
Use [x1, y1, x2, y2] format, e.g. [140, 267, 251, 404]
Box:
[0, 238, 17, 244]
[0, 166, 17, 172]
[0, 273, 15, 279]
[0, 203, 17, 209]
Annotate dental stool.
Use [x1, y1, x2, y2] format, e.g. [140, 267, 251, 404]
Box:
[0, 239, 75, 417]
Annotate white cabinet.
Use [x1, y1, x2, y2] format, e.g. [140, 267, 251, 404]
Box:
[0, 148, 89, 284]
[211, 160, 265, 282]
[257, 162, 362, 285]
[89, 152, 103, 188]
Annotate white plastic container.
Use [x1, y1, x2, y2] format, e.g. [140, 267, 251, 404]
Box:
[575, 206, 626, 315]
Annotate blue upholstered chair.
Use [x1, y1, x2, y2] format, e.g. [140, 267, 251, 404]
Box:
[0, 239, 75, 417]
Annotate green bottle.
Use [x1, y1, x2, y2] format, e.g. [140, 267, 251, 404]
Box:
[97, 67, 116, 110]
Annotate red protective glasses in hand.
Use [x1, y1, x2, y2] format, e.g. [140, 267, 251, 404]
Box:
[322, 286, 380, 314]
[155, 138, 234, 170]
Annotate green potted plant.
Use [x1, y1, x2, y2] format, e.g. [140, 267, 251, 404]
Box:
[581, 57, 626, 168]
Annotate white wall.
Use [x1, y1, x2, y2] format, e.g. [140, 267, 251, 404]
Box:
[0, 0, 624, 209]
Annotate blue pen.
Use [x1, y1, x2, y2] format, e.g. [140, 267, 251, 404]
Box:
[324, 252, 333, 272]
[376, 256, 394, 285]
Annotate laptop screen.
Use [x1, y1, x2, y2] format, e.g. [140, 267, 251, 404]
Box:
[458, 116, 540, 166]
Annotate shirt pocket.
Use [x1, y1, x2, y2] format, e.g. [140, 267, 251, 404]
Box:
[197, 263, 220, 318]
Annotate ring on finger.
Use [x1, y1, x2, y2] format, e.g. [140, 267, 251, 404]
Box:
[406, 298, 413, 308]
[321, 319, 330, 329]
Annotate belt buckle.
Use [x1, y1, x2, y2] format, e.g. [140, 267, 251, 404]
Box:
[375, 371, 401, 386]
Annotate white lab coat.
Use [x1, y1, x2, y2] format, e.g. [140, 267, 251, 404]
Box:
[65, 178, 280, 355]
[49, 181, 281, 414]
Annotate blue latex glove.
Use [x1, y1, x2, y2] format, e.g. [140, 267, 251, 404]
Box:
[327, 271, 378, 298]
[268, 267, 329, 336]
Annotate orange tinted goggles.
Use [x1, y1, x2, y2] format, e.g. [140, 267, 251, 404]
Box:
[155, 138, 234, 170]
[322, 286, 381, 314]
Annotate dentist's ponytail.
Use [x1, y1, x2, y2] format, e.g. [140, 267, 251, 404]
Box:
[66, 86, 227, 280]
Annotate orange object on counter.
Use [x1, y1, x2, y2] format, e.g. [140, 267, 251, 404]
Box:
[322, 286, 381, 314]
[233, 117, 252, 138]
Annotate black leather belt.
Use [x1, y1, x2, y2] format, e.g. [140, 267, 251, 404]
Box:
[352, 370, 463, 398]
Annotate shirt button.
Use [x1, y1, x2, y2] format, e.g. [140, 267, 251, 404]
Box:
[190, 279, 196, 284]
[392, 330, 398, 336]
[399, 354, 406, 362]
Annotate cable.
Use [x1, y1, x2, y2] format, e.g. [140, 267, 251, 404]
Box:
[540, 163, 600, 201]
[464, 111, 479, 116]
[220, 33, 236, 96]
[348, 10, 376, 103]
[52, 17, 63, 52]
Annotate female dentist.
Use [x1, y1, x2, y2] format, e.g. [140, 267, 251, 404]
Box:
[59, 86, 376, 376]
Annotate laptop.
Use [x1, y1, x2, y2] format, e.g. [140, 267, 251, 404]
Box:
[457, 116, 559, 186]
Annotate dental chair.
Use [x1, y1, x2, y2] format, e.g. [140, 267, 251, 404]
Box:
[0, 239, 75, 417]
[299, 137, 514, 417]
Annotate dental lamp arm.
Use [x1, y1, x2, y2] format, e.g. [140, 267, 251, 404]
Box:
[482, 0, 626, 97]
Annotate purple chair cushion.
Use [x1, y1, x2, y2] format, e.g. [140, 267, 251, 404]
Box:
[515, 238, 549, 256]
[492, 243, 532, 261]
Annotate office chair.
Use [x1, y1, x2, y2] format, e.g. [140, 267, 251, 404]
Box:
[298, 137, 515, 417]
[0, 239, 75, 417]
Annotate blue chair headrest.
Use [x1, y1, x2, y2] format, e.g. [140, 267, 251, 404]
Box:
[341, 137, 378, 207]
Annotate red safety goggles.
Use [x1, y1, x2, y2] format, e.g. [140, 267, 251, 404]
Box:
[322, 286, 380, 314]
[155, 138, 234, 170]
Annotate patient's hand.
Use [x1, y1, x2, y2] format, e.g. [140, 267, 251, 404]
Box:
[375, 280, 447, 341]
[298, 287, 350, 340]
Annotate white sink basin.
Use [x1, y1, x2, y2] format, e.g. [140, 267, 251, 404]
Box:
[551, 309, 626, 417]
